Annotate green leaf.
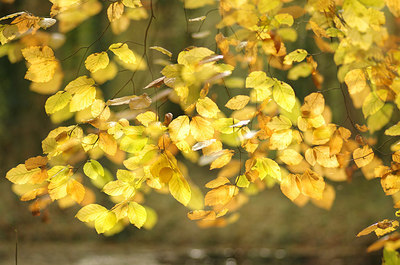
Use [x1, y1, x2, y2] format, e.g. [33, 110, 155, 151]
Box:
[83, 160, 104, 180]
[45, 91, 72, 114]
[385, 121, 400, 136]
[273, 80, 295, 112]
[383, 249, 400, 265]
[253, 158, 281, 181]
[367, 104, 393, 134]
[362, 90, 387, 118]
[284, 49, 308, 65]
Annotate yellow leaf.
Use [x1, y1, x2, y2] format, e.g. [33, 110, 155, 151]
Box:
[274, 13, 294, 26]
[236, 174, 250, 188]
[169, 115, 190, 142]
[300, 169, 325, 200]
[143, 206, 157, 230]
[91, 61, 118, 84]
[184, 0, 214, 9]
[45, 91, 72, 115]
[67, 179, 85, 203]
[136, 111, 157, 126]
[196, 97, 220, 118]
[267, 115, 292, 131]
[99, 132, 117, 156]
[225, 95, 250, 110]
[127, 202, 147, 228]
[367, 104, 393, 134]
[150, 46, 172, 57]
[107, 2, 124, 22]
[273, 80, 295, 112]
[283, 49, 308, 65]
[190, 116, 214, 141]
[22, 46, 58, 83]
[30, 65, 64, 94]
[95, 211, 117, 234]
[385, 121, 400, 136]
[109, 43, 136, 64]
[204, 185, 236, 206]
[311, 184, 335, 210]
[301, 93, 325, 117]
[269, 129, 292, 150]
[65, 76, 95, 94]
[122, 0, 142, 8]
[103, 180, 133, 197]
[353, 145, 374, 168]
[85, 52, 109, 73]
[314, 146, 339, 168]
[279, 149, 303, 166]
[205, 176, 230, 189]
[210, 150, 234, 170]
[344, 69, 368, 95]
[70, 86, 96, 112]
[280, 174, 301, 201]
[83, 160, 104, 180]
[362, 90, 387, 118]
[6, 164, 40, 184]
[357, 219, 399, 237]
[305, 148, 317, 166]
[252, 158, 281, 181]
[76, 203, 108, 222]
[169, 172, 191, 206]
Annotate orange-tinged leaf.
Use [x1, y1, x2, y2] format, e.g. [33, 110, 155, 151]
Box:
[20, 187, 47, 201]
[353, 145, 374, 168]
[67, 179, 85, 203]
[196, 97, 220, 118]
[205, 176, 230, 189]
[357, 220, 399, 237]
[168, 115, 190, 142]
[6, 164, 41, 184]
[25, 156, 48, 170]
[204, 185, 237, 206]
[210, 150, 234, 170]
[279, 149, 303, 166]
[99, 132, 117, 156]
[280, 174, 301, 201]
[187, 210, 216, 221]
[225, 95, 250, 110]
[311, 184, 335, 210]
[300, 169, 325, 200]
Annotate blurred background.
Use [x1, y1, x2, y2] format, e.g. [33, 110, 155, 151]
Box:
[0, 0, 397, 264]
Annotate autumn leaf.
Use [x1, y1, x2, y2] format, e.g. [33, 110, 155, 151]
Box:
[273, 80, 295, 112]
[83, 160, 104, 180]
[196, 97, 220, 118]
[357, 220, 399, 237]
[127, 202, 147, 228]
[107, 2, 124, 22]
[225, 95, 250, 110]
[284, 49, 308, 65]
[280, 174, 301, 201]
[109, 43, 136, 64]
[344, 69, 368, 95]
[85, 52, 109, 73]
[169, 172, 191, 206]
[190, 116, 214, 141]
[22, 46, 58, 83]
[45, 92, 72, 115]
[300, 169, 325, 200]
[168, 115, 190, 142]
[353, 145, 374, 168]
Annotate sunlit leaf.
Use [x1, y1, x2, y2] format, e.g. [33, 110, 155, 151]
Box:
[85, 52, 109, 73]
[109, 43, 136, 64]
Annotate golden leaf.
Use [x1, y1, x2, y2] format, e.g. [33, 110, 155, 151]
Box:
[279, 149, 303, 166]
[196, 97, 220, 118]
[109, 43, 136, 64]
[280, 174, 301, 201]
[190, 116, 214, 141]
[22, 46, 58, 83]
[85, 52, 109, 73]
[107, 2, 124, 22]
[300, 169, 325, 200]
[344, 69, 368, 95]
[353, 145, 374, 168]
[205, 176, 230, 189]
[311, 184, 335, 210]
[187, 210, 216, 221]
[67, 179, 85, 203]
[204, 185, 237, 206]
[25, 156, 48, 170]
[99, 132, 117, 156]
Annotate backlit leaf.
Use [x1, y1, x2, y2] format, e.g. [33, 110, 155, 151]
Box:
[109, 43, 136, 64]
[76, 204, 108, 222]
[83, 160, 104, 180]
[150, 46, 172, 57]
[345, 69, 368, 95]
[225, 95, 250, 110]
[67, 179, 85, 203]
[107, 2, 124, 22]
[362, 90, 387, 118]
[300, 169, 325, 200]
[22, 46, 58, 83]
[45, 91, 72, 115]
[196, 97, 220, 118]
[284, 49, 308, 65]
[279, 149, 303, 166]
[273, 81, 295, 112]
[204, 185, 236, 206]
[95, 211, 117, 234]
[169, 115, 190, 142]
[169, 173, 191, 206]
[385, 121, 400, 136]
[85, 52, 109, 73]
[70, 86, 96, 112]
[6, 164, 40, 184]
[353, 145, 374, 168]
[127, 202, 147, 228]
[190, 116, 214, 141]
[280, 174, 301, 201]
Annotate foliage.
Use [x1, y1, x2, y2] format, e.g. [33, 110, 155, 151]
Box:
[2, 0, 400, 258]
